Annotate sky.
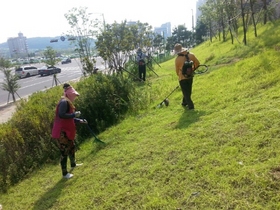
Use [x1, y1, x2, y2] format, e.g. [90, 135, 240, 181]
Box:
[0, 0, 197, 44]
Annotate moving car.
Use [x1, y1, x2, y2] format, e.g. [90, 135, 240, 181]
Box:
[15, 66, 38, 79]
[38, 66, 61, 76]
[61, 58, 71, 64]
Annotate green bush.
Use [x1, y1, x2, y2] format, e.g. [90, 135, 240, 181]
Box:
[75, 74, 150, 140]
[0, 73, 151, 192]
[0, 125, 25, 192]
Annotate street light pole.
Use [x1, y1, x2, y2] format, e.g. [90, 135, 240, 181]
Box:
[191, 9, 194, 47]
[191, 9, 194, 32]
[93, 13, 107, 68]
[101, 13, 105, 30]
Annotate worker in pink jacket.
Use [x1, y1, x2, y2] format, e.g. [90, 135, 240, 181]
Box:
[52, 83, 86, 179]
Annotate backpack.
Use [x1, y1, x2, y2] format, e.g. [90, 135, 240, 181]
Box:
[181, 53, 194, 78]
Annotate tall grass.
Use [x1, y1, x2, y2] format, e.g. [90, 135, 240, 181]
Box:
[1, 21, 280, 209]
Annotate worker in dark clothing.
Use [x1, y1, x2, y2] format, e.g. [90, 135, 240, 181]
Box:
[136, 48, 147, 81]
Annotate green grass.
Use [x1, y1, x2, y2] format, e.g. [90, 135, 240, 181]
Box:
[1, 21, 280, 209]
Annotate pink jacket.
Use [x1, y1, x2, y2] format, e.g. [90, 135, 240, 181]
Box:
[51, 99, 76, 140]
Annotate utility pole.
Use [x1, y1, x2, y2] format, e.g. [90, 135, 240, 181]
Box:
[191, 9, 194, 47]
[100, 13, 107, 68]
[89, 12, 107, 68]
[101, 13, 105, 30]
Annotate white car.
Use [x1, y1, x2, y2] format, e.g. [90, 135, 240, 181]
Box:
[15, 66, 38, 79]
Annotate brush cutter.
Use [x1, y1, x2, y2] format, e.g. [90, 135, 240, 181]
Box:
[83, 119, 106, 144]
[121, 67, 152, 87]
[156, 85, 180, 108]
[194, 64, 209, 74]
[155, 65, 209, 108]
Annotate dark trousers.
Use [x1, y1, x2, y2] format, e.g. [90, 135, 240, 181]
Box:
[138, 65, 146, 81]
[179, 78, 194, 109]
[59, 132, 76, 176]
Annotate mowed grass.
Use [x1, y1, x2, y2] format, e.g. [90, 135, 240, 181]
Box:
[1, 21, 280, 209]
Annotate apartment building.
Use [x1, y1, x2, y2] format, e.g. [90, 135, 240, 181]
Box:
[154, 22, 172, 38]
[127, 21, 172, 39]
[7, 32, 28, 58]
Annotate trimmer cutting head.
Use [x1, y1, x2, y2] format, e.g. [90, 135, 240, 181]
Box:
[157, 98, 169, 108]
[163, 98, 169, 106]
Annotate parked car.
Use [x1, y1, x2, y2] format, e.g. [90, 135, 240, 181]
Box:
[38, 66, 61, 76]
[15, 66, 38, 79]
[61, 58, 71, 64]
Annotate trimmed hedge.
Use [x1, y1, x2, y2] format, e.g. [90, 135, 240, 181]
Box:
[0, 73, 150, 192]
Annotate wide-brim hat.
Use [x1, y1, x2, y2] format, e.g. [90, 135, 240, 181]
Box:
[63, 83, 79, 96]
[64, 86, 79, 96]
[174, 43, 188, 54]
[63, 83, 71, 89]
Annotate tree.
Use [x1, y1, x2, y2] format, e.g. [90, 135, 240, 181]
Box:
[64, 7, 99, 75]
[248, 0, 258, 37]
[196, 0, 279, 46]
[95, 21, 134, 74]
[170, 25, 192, 47]
[95, 21, 154, 74]
[43, 46, 58, 66]
[152, 34, 164, 49]
[129, 22, 154, 50]
[240, 0, 247, 45]
[195, 19, 208, 45]
[0, 57, 21, 103]
[166, 36, 176, 51]
[43, 46, 61, 86]
[224, 0, 239, 44]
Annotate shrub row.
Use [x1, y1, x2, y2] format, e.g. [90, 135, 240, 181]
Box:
[0, 73, 150, 192]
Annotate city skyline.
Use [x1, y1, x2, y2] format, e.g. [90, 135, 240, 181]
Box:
[0, 0, 198, 44]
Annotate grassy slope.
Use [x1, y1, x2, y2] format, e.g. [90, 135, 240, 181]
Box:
[1, 21, 280, 209]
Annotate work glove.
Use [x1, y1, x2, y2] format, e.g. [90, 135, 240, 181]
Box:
[80, 119, 88, 124]
[74, 111, 81, 117]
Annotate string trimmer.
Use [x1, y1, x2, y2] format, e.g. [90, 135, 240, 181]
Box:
[83, 119, 106, 144]
[156, 85, 180, 108]
[156, 65, 209, 108]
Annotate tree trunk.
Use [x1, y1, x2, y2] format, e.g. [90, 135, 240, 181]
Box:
[263, 0, 268, 24]
[228, 20, 234, 44]
[12, 92, 16, 102]
[249, 0, 258, 37]
[221, 11, 226, 42]
[209, 21, 213, 42]
[241, 0, 247, 45]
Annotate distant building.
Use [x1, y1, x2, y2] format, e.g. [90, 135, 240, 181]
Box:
[196, 0, 206, 21]
[7, 32, 28, 58]
[126, 21, 138, 26]
[154, 22, 172, 38]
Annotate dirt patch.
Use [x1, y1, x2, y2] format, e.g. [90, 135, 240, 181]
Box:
[270, 167, 280, 180]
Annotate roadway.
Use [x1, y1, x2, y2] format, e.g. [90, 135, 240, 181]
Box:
[0, 57, 106, 106]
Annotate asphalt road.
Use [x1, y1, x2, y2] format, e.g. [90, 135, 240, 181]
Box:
[0, 57, 106, 106]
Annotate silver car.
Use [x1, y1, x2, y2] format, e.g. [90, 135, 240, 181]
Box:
[15, 66, 38, 79]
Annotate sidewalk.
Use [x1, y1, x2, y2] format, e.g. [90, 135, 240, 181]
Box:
[0, 74, 103, 124]
[0, 103, 17, 124]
